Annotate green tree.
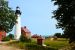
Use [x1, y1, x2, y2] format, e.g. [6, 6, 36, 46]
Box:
[2, 34, 14, 41]
[54, 33, 61, 38]
[7, 34, 14, 40]
[0, 0, 16, 33]
[52, 0, 75, 43]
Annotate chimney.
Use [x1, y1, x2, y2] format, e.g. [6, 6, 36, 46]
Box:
[24, 26, 26, 28]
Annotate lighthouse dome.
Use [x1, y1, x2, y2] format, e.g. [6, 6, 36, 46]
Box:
[15, 6, 21, 15]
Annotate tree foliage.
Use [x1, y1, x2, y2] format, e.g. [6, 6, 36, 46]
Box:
[52, 0, 75, 43]
[0, 0, 16, 33]
[2, 34, 14, 41]
[54, 33, 61, 38]
[7, 34, 14, 39]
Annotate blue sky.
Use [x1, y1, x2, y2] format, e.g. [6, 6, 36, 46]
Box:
[8, 0, 63, 36]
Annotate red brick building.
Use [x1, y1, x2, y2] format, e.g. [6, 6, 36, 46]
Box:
[32, 34, 45, 45]
[0, 26, 31, 41]
[0, 31, 6, 41]
[21, 26, 31, 39]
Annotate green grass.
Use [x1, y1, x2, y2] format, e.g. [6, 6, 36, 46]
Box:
[44, 38, 69, 49]
[7, 40, 57, 50]
[6, 38, 69, 50]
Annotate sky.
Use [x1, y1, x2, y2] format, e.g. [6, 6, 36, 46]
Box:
[8, 0, 63, 36]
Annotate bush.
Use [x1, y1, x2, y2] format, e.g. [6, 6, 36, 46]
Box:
[2, 34, 14, 41]
[20, 35, 31, 42]
[7, 34, 14, 40]
[2, 37, 10, 41]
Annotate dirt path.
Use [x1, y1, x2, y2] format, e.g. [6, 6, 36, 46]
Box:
[0, 45, 23, 50]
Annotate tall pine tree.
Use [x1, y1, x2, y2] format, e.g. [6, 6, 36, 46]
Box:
[0, 0, 16, 33]
[52, 0, 75, 43]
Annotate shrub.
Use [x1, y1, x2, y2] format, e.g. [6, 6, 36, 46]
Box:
[2, 37, 10, 41]
[20, 35, 31, 42]
[7, 34, 14, 40]
[2, 34, 14, 41]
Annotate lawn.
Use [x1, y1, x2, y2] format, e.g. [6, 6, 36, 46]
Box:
[7, 40, 56, 50]
[6, 38, 69, 50]
[44, 38, 69, 49]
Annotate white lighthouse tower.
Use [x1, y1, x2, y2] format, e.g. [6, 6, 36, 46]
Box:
[14, 7, 21, 40]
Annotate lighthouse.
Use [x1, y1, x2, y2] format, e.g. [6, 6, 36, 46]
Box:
[14, 7, 21, 40]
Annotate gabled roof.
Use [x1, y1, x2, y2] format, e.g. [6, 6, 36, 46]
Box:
[31, 34, 43, 39]
[21, 26, 31, 33]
